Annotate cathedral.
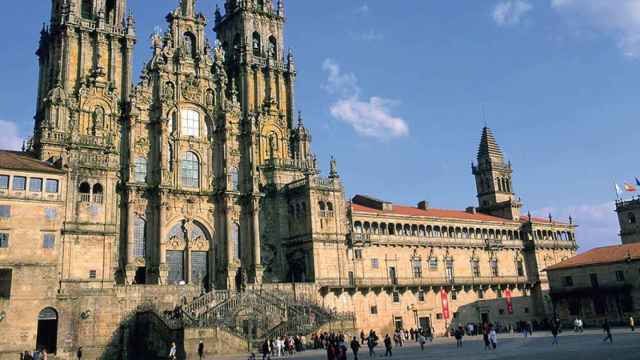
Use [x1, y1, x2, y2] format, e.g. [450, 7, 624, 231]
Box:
[0, 1, 578, 358]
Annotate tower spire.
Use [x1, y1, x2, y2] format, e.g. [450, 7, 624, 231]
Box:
[477, 126, 505, 164]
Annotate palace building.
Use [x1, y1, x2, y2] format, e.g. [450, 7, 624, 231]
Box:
[0, 1, 578, 358]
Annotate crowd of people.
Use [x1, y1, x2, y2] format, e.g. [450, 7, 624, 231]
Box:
[18, 349, 51, 360]
[260, 335, 309, 359]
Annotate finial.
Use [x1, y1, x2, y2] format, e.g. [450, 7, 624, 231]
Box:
[329, 156, 339, 179]
[569, 215, 573, 225]
[527, 211, 532, 221]
[297, 111, 304, 127]
[277, 0, 285, 17]
[215, 4, 222, 24]
[548, 213, 553, 223]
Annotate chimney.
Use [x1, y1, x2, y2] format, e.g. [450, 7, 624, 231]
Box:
[417, 201, 429, 210]
[466, 207, 477, 214]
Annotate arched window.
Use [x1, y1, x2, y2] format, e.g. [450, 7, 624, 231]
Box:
[134, 157, 147, 183]
[183, 32, 197, 58]
[134, 217, 146, 258]
[252, 32, 261, 56]
[319, 201, 326, 211]
[269, 36, 277, 59]
[105, 0, 116, 23]
[327, 202, 334, 211]
[81, 0, 93, 19]
[230, 168, 239, 191]
[490, 258, 499, 277]
[232, 223, 240, 260]
[628, 212, 636, 224]
[92, 183, 103, 204]
[79, 182, 91, 202]
[167, 142, 174, 172]
[256, 0, 265, 12]
[181, 152, 200, 188]
[181, 109, 200, 137]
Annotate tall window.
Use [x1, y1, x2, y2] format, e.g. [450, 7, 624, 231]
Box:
[181, 152, 200, 188]
[230, 168, 239, 191]
[13, 176, 26, 191]
[181, 109, 200, 137]
[134, 217, 146, 258]
[269, 36, 277, 59]
[232, 223, 240, 260]
[135, 157, 147, 183]
[0, 233, 8, 248]
[43, 233, 55, 249]
[0, 175, 8, 189]
[429, 257, 438, 271]
[445, 258, 454, 281]
[0, 269, 11, 299]
[252, 32, 261, 56]
[516, 259, 525, 277]
[256, 0, 265, 11]
[30, 178, 43, 192]
[471, 259, 481, 277]
[167, 250, 184, 284]
[105, 0, 116, 22]
[490, 259, 499, 277]
[0, 206, 9, 219]
[412, 259, 422, 278]
[81, 0, 93, 19]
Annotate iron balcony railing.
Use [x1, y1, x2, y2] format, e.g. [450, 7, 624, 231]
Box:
[317, 275, 531, 289]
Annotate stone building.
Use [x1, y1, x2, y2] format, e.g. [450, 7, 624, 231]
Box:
[615, 198, 640, 244]
[0, 0, 578, 358]
[546, 243, 640, 327]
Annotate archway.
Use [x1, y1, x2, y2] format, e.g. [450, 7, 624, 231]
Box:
[36, 307, 58, 354]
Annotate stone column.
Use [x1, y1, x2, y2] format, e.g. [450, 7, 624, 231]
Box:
[159, 198, 168, 284]
[125, 199, 136, 285]
[252, 196, 263, 284]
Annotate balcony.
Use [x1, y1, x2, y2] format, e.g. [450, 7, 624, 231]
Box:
[0, 189, 62, 202]
[316, 275, 531, 290]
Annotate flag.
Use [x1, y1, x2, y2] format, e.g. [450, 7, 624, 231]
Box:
[636, 177, 640, 187]
[624, 183, 637, 192]
[616, 183, 623, 197]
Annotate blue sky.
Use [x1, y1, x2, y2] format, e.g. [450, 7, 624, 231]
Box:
[1, 0, 639, 251]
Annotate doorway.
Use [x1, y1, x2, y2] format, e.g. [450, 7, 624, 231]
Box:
[389, 267, 398, 285]
[481, 312, 490, 325]
[394, 316, 404, 331]
[36, 307, 58, 354]
[419, 317, 431, 331]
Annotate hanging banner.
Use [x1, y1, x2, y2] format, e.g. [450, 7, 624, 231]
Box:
[440, 288, 450, 320]
[505, 288, 513, 314]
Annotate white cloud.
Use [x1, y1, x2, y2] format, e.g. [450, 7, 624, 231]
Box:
[551, 0, 640, 57]
[493, 0, 533, 26]
[0, 120, 24, 151]
[533, 202, 620, 252]
[322, 59, 409, 140]
[349, 29, 384, 42]
[355, 4, 370, 16]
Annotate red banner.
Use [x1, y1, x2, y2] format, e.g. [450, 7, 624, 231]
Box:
[505, 289, 513, 314]
[440, 289, 450, 320]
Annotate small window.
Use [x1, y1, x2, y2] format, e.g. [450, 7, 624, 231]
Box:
[371, 258, 379, 269]
[478, 288, 484, 299]
[628, 213, 637, 224]
[0, 175, 8, 189]
[453, 312, 459, 319]
[370, 306, 378, 315]
[524, 307, 529, 314]
[563, 276, 574, 286]
[45, 179, 59, 193]
[0, 233, 8, 248]
[0, 205, 10, 219]
[436, 313, 443, 320]
[134, 158, 147, 183]
[616, 270, 625, 282]
[0, 269, 11, 299]
[392, 291, 400, 303]
[412, 259, 422, 278]
[13, 176, 26, 191]
[29, 178, 43, 192]
[43, 233, 55, 249]
[418, 290, 425, 302]
[354, 249, 363, 260]
[451, 291, 457, 300]
[89, 270, 97, 279]
[429, 257, 438, 271]
[496, 289, 503, 298]
[590, 273, 599, 288]
[230, 168, 239, 191]
[45, 208, 57, 221]
[499, 309, 505, 315]
[181, 152, 200, 188]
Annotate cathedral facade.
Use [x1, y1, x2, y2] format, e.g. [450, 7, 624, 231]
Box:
[0, 0, 578, 358]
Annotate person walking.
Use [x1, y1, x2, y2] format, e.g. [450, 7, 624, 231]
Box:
[351, 337, 361, 360]
[76, 347, 82, 360]
[198, 340, 205, 360]
[169, 342, 177, 360]
[261, 339, 271, 360]
[489, 326, 497, 350]
[603, 319, 613, 344]
[383, 335, 392, 357]
[551, 322, 560, 345]
[630, 317, 635, 332]
[367, 334, 377, 358]
[454, 325, 464, 348]
[417, 332, 426, 351]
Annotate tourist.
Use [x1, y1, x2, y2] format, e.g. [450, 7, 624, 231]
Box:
[482, 323, 491, 350]
[367, 333, 377, 358]
[489, 325, 497, 350]
[76, 346, 82, 360]
[630, 316, 635, 332]
[198, 340, 205, 360]
[261, 339, 271, 360]
[22, 351, 33, 360]
[350, 337, 361, 360]
[551, 322, 560, 345]
[326, 341, 336, 360]
[417, 332, 426, 351]
[169, 342, 177, 360]
[41, 349, 47, 360]
[602, 319, 613, 344]
[454, 324, 464, 348]
[360, 331, 366, 345]
[31, 350, 40, 360]
[383, 335, 393, 357]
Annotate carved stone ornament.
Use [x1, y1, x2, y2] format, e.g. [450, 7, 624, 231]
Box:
[135, 257, 146, 266]
[167, 236, 186, 250]
[191, 236, 209, 251]
[182, 74, 201, 102]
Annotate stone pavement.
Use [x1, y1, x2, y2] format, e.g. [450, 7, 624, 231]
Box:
[206, 329, 640, 360]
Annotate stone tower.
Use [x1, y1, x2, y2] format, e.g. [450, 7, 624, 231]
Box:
[33, 0, 136, 286]
[616, 199, 640, 244]
[472, 127, 522, 221]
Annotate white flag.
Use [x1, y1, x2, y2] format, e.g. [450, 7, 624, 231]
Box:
[615, 183, 623, 197]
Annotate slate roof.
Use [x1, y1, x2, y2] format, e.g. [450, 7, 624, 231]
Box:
[0, 150, 64, 174]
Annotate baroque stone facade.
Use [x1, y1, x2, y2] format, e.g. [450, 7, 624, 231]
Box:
[0, 0, 579, 358]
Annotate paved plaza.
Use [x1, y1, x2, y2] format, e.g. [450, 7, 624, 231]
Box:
[213, 330, 640, 360]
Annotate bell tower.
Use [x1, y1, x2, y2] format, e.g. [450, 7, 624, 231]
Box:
[472, 127, 522, 221]
[34, 0, 136, 162]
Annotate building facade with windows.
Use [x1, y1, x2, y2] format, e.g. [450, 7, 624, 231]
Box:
[0, 0, 579, 358]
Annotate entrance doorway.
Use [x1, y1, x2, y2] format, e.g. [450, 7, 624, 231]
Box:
[419, 317, 431, 331]
[389, 267, 398, 285]
[481, 312, 490, 325]
[36, 307, 58, 354]
[394, 316, 404, 331]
